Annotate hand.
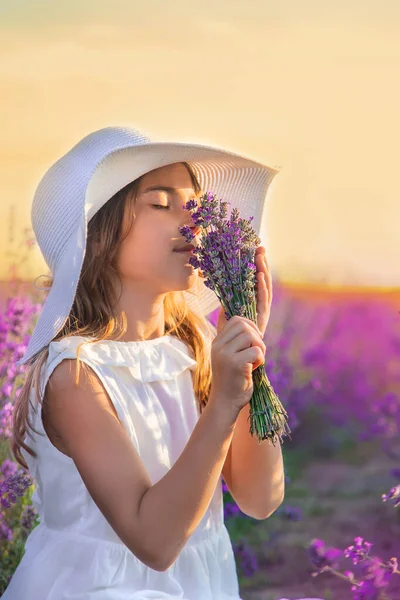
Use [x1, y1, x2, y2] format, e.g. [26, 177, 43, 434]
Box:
[216, 245, 273, 337]
[209, 315, 267, 417]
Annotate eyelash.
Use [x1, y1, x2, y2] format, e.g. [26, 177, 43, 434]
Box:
[152, 204, 170, 210]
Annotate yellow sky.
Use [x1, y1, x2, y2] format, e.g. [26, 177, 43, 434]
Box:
[1, 2, 399, 287]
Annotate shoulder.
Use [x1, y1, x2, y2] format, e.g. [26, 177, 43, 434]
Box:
[44, 335, 95, 387]
[44, 351, 120, 433]
[46, 354, 94, 390]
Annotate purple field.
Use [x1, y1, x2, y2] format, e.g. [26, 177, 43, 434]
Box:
[1, 276, 400, 599]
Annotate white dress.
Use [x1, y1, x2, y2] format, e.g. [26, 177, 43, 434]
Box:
[4, 334, 242, 599]
[4, 334, 324, 600]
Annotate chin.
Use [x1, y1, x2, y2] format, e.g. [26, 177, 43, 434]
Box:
[172, 271, 199, 291]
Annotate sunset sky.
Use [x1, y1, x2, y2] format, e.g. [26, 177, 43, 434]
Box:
[1, 1, 399, 288]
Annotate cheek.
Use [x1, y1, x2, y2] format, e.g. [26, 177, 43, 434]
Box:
[117, 233, 171, 277]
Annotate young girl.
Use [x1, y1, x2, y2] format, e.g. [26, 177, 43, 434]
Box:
[6, 126, 323, 600]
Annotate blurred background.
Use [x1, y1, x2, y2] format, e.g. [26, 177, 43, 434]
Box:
[1, 0, 400, 290]
[0, 2, 399, 599]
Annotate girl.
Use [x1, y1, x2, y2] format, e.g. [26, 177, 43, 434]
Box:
[5, 126, 323, 600]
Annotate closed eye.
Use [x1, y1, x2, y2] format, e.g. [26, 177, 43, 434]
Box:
[152, 205, 170, 210]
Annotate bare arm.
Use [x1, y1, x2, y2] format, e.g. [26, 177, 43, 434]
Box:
[138, 391, 236, 569]
[45, 360, 237, 572]
[221, 403, 285, 519]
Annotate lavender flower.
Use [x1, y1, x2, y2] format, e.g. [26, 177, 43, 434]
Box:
[224, 502, 241, 519]
[309, 535, 400, 600]
[180, 192, 291, 444]
[344, 537, 374, 565]
[0, 402, 14, 438]
[233, 540, 259, 576]
[0, 517, 13, 541]
[350, 555, 395, 599]
[381, 484, 400, 508]
[21, 504, 38, 535]
[276, 504, 303, 521]
[0, 458, 18, 479]
[351, 579, 382, 600]
[0, 471, 32, 509]
[309, 538, 342, 571]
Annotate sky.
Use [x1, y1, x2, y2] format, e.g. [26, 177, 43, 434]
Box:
[1, 1, 399, 288]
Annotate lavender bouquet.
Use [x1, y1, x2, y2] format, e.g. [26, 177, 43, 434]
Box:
[179, 191, 291, 445]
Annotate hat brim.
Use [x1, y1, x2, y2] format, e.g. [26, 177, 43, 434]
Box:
[16, 210, 87, 367]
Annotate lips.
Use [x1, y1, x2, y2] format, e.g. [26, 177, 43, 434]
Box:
[174, 244, 195, 253]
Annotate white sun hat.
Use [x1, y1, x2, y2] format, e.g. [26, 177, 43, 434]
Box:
[16, 125, 281, 367]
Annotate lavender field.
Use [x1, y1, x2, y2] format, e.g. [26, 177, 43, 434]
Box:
[1, 274, 399, 599]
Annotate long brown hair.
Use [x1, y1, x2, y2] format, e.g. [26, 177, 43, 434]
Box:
[11, 161, 216, 470]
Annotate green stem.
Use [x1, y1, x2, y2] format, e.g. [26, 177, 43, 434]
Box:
[248, 363, 291, 443]
[320, 565, 360, 584]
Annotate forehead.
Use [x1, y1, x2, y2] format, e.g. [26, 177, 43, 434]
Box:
[138, 163, 195, 192]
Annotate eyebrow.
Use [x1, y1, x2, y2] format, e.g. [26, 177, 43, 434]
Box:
[142, 185, 195, 194]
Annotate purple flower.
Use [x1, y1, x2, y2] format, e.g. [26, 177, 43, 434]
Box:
[0, 458, 18, 479]
[224, 502, 241, 519]
[180, 192, 261, 320]
[21, 504, 38, 534]
[233, 540, 259, 577]
[0, 471, 32, 509]
[0, 402, 14, 438]
[349, 555, 395, 599]
[178, 224, 195, 242]
[309, 538, 342, 570]
[351, 579, 380, 600]
[276, 504, 303, 521]
[344, 537, 373, 565]
[0, 518, 13, 541]
[382, 484, 400, 508]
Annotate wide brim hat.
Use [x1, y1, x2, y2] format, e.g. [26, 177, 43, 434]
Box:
[16, 126, 281, 367]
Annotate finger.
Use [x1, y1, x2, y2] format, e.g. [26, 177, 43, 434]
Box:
[255, 252, 271, 299]
[261, 253, 273, 300]
[255, 273, 267, 325]
[256, 271, 269, 300]
[236, 345, 266, 371]
[217, 319, 266, 352]
[230, 315, 264, 337]
[228, 330, 266, 355]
